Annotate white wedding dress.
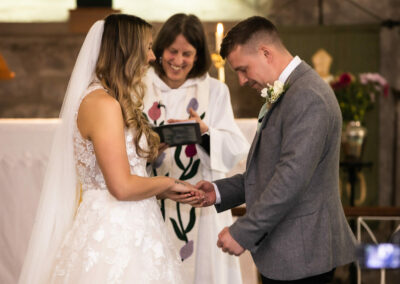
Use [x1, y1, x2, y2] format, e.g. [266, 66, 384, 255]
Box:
[49, 83, 183, 284]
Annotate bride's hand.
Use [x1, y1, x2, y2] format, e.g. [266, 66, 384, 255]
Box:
[157, 179, 205, 205]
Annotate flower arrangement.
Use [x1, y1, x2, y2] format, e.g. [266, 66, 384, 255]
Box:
[330, 72, 389, 123]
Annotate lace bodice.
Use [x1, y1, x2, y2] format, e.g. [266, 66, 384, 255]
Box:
[73, 82, 148, 192]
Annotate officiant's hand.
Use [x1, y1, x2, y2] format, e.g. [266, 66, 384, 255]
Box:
[191, 180, 216, 207]
[217, 227, 245, 256]
[167, 108, 209, 134]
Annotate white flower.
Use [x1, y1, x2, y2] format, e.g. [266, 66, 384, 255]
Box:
[260, 80, 287, 104]
[273, 81, 284, 96]
[261, 87, 269, 98]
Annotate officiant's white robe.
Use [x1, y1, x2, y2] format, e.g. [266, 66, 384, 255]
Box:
[144, 67, 249, 284]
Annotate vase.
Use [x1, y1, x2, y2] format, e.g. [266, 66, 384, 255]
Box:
[342, 121, 367, 160]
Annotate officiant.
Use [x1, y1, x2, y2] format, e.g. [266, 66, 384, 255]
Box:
[143, 13, 249, 284]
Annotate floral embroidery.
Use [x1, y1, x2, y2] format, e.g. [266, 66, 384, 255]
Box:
[186, 97, 199, 113]
[84, 248, 99, 272]
[148, 102, 161, 121]
[180, 240, 194, 261]
[145, 95, 205, 262]
[93, 229, 104, 242]
[184, 144, 197, 158]
[153, 152, 166, 169]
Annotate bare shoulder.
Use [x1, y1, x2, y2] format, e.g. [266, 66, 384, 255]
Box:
[77, 89, 123, 139]
[80, 89, 120, 114]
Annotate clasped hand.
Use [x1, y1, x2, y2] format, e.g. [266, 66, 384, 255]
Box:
[168, 179, 245, 256]
[157, 179, 205, 205]
[164, 180, 216, 207]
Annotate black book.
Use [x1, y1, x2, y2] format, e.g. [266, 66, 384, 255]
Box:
[153, 122, 202, 147]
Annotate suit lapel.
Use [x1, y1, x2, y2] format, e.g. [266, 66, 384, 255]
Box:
[245, 93, 283, 169]
[245, 61, 311, 170]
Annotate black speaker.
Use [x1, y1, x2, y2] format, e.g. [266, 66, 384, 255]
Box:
[77, 0, 112, 7]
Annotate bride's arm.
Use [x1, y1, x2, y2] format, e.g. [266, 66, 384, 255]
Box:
[77, 90, 194, 201]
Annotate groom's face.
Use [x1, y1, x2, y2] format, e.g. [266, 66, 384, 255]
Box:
[227, 44, 274, 92]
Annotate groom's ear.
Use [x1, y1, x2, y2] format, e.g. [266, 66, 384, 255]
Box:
[259, 45, 272, 62]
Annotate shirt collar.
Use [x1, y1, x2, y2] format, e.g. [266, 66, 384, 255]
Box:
[278, 55, 301, 84]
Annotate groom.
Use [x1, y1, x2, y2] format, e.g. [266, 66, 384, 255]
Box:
[194, 17, 356, 283]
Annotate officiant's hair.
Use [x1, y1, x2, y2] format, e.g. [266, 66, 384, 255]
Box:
[152, 13, 211, 79]
[95, 14, 160, 161]
[220, 16, 282, 59]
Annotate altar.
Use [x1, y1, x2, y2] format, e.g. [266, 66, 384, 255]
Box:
[0, 118, 257, 284]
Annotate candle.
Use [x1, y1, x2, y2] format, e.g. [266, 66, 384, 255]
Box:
[215, 23, 224, 53]
[218, 67, 225, 83]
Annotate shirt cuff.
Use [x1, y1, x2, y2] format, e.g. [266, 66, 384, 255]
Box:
[213, 182, 222, 204]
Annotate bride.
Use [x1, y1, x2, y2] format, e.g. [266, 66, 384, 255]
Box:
[18, 14, 201, 284]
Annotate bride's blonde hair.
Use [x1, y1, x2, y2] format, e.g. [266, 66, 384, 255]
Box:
[96, 14, 159, 160]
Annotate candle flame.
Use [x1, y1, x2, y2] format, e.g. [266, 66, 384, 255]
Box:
[217, 23, 224, 35]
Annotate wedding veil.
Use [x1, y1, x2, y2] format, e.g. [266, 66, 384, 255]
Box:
[18, 20, 105, 284]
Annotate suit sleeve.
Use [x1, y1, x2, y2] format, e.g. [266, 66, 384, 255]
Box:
[214, 173, 246, 212]
[229, 90, 331, 251]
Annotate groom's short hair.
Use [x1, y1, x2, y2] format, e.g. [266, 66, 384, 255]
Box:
[220, 16, 281, 59]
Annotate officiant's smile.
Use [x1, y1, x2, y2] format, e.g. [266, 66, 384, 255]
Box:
[160, 34, 197, 89]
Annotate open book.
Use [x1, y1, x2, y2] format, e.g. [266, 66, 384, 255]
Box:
[153, 121, 202, 146]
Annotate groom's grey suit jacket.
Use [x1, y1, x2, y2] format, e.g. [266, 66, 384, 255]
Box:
[215, 62, 356, 281]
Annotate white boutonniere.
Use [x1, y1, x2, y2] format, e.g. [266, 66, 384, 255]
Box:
[261, 81, 288, 106]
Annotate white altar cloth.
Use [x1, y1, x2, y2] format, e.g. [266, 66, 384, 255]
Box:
[0, 119, 60, 284]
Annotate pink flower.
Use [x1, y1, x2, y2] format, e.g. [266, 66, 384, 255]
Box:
[359, 73, 390, 97]
[148, 102, 161, 121]
[360, 73, 372, 84]
[360, 73, 388, 86]
[185, 144, 197, 157]
[333, 71, 389, 123]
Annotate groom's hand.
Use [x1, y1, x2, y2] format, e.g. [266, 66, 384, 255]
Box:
[158, 179, 204, 204]
[194, 180, 216, 207]
[217, 227, 245, 256]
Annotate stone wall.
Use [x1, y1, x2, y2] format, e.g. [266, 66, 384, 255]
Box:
[0, 21, 262, 119]
[0, 23, 83, 117]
